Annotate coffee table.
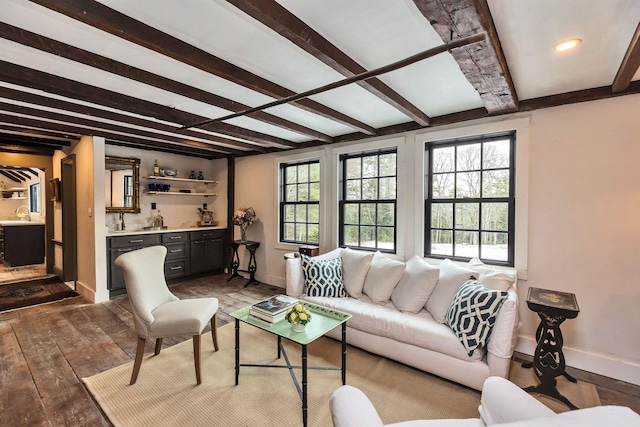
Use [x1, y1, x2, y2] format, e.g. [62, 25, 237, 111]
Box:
[230, 301, 352, 427]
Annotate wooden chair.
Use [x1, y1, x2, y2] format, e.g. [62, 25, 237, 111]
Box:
[115, 245, 219, 385]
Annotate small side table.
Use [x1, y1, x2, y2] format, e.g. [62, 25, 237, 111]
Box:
[523, 287, 580, 410]
[228, 240, 260, 286]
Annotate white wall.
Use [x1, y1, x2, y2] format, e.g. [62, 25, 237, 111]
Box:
[234, 93, 640, 385]
[104, 145, 228, 230]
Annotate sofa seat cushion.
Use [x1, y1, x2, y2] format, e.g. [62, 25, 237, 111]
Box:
[304, 295, 484, 362]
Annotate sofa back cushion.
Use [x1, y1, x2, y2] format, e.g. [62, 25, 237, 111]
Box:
[302, 255, 348, 297]
[362, 252, 406, 304]
[341, 248, 374, 298]
[426, 259, 478, 323]
[467, 258, 517, 291]
[446, 280, 509, 356]
[391, 256, 440, 313]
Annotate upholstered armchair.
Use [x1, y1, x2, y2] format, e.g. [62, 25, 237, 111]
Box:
[115, 245, 219, 385]
[330, 377, 640, 426]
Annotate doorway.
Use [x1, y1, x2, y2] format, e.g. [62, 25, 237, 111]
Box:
[61, 155, 77, 281]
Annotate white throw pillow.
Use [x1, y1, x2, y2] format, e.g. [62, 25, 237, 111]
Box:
[467, 258, 517, 291]
[363, 252, 406, 304]
[426, 259, 478, 323]
[340, 248, 374, 298]
[391, 256, 440, 313]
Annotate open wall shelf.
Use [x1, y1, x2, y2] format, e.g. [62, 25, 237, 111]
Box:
[146, 176, 218, 184]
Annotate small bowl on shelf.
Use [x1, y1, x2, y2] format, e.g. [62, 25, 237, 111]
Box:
[161, 169, 178, 177]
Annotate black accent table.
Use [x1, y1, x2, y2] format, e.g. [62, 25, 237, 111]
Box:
[523, 287, 580, 409]
[228, 240, 260, 286]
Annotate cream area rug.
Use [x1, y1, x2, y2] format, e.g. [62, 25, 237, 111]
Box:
[83, 323, 600, 427]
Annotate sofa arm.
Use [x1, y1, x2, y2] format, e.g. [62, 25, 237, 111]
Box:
[487, 286, 520, 360]
[285, 257, 305, 297]
[478, 377, 554, 425]
[330, 385, 385, 427]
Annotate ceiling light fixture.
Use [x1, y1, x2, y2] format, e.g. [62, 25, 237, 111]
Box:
[554, 38, 582, 52]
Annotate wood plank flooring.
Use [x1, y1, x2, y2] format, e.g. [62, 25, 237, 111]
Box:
[1, 273, 638, 426]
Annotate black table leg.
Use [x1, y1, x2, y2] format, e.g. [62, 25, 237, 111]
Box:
[302, 344, 308, 427]
[341, 323, 347, 385]
[524, 311, 578, 410]
[244, 245, 258, 286]
[277, 336, 282, 359]
[235, 319, 240, 385]
[227, 243, 241, 282]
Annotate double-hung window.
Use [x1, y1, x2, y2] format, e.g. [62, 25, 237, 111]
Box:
[425, 132, 515, 265]
[339, 149, 397, 252]
[280, 160, 320, 245]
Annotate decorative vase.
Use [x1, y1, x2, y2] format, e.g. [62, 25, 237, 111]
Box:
[240, 223, 248, 243]
[291, 322, 306, 333]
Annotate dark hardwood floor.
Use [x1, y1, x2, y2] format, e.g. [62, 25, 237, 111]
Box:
[0, 273, 638, 426]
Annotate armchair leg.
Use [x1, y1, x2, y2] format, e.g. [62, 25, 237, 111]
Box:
[130, 337, 146, 385]
[193, 334, 202, 385]
[211, 314, 219, 351]
[154, 338, 163, 355]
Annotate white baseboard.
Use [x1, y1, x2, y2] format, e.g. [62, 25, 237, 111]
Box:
[516, 335, 640, 386]
[75, 280, 109, 303]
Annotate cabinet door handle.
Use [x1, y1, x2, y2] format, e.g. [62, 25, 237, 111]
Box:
[116, 248, 134, 253]
[202, 233, 213, 237]
[193, 240, 202, 244]
[169, 236, 182, 240]
[212, 238, 222, 242]
[169, 249, 182, 253]
[170, 266, 183, 270]
[128, 239, 144, 243]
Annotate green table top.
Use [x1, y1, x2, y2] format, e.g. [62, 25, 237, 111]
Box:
[230, 300, 352, 345]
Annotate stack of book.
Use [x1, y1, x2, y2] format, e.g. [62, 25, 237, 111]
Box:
[249, 294, 298, 325]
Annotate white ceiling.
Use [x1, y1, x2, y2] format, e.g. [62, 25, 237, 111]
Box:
[0, 0, 638, 157]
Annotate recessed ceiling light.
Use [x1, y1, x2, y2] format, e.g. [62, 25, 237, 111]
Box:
[554, 38, 582, 52]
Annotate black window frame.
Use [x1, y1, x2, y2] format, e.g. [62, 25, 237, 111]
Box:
[279, 159, 320, 245]
[424, 132, 516, 266]
[339, 148, 397, 253]
[29, 182, 40, 213]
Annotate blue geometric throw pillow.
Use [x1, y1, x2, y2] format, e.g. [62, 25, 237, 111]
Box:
[301, 255, 347, 297]
[446, 279, 509, 356]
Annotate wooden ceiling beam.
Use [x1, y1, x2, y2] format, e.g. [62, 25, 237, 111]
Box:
[0, 139, 64, 156]
[1, 169, 25, 183]
[228, 0, 430, 126]
[183, 33, 485, 129]
[0, 124, 77, 145]
[0, 86, 251, 155]
[15, 170, 31, 180]
[412, 0, 518, 113]
[29, 0, 376, 135]
[0, 170, 21, 183]
[0, 113, 227, 159]
[0, 101, 246, 157]
[612, 22, 640, 93]
[0, 61, 279, 152]
[0, 22, 330, 143]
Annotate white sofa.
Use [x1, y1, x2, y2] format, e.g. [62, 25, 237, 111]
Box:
[285, 248, 521, 391]
[330, 376, 640, 427]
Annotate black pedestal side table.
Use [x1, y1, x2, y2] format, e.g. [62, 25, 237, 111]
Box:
[228, 240, 260, 287]
[523, 287, 580, 410]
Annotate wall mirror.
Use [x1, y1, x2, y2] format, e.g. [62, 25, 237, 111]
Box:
[105, 156, 140, 213]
